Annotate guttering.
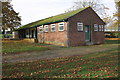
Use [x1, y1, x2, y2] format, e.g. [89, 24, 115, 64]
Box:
[16, 19, 68, 31]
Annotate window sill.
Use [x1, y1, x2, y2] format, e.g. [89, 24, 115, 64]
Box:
[44, 32, 48, 33]
[58, 29, 64, 31]
[51, 31, 56, 32]
[58, 30, 64, 32]
[78, 31, 83, 32]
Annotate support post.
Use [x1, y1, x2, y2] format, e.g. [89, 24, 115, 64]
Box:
[29, 28, 30, 38]
[35, 27, 37, 39]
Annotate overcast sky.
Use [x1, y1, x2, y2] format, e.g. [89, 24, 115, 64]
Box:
[11, 0, 116, 25]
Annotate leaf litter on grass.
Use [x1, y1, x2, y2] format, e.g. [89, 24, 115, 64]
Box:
[2, 46, 119, 78]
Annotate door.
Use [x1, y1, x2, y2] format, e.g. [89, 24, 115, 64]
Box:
[85, 25, 90, 41]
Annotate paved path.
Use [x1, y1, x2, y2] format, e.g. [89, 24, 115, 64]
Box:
[3, 44, 118, 63]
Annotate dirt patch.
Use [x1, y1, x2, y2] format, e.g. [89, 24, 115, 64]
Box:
[3, 44, 119, 63]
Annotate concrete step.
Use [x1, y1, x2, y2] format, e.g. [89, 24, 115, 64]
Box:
[85, 42, 93, 45]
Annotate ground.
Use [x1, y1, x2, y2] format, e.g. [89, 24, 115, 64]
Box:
[2, 40, 119, 78]
[3, 43, 119, 63]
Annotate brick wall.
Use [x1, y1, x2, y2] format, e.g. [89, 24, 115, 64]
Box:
[68, 7, 105, 46]
[37, 22, 68, 46]
[37, 7, 105, 47]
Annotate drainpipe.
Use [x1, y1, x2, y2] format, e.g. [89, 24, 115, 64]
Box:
[90, 24, 92, 44]
[66, 22, 69, 47]
[90, 13, 93, 45]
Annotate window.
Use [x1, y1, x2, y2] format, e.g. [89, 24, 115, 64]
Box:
[39, 26, 43, 32]
[94, 24, 98, 31]
[99, 25, 104, 32]
[44, 25, 48, 32]
[51, 24, 56, 32]
[99, 25, 102, 31]
[26, 30, 29, 38]
[101, 25, 104, 31]
[26, 30, 29, 35]
[77, 22, 83, 31]
[58, 22, 64, 31]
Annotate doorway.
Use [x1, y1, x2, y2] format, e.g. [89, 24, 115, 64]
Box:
[85, 25, 91, 42]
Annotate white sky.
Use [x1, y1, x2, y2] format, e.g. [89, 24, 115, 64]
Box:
[11, 0, 116, 25]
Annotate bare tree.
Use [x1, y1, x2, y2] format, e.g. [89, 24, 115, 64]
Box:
[66, 0, 109, 19]
[114, 1, 120, 31]
[104, 1, 119, 31]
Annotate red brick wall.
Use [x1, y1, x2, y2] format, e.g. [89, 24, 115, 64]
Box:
[37, 22, 68, 46]
[68, 7, 105, 46]
[37, 7, 105, 47]
[92, 30, 105, 44]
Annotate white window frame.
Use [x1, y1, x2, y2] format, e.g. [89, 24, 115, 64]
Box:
[39, 26, 43, 33]
[77, 22, 83, 31]
[51, 24, 56, 32]
[99, 25, 102, 31]
[58, 22, 64, 31]
[94, 24, 98, 31]
[101, 25, 104, 31]
[44, 25, 48, 32]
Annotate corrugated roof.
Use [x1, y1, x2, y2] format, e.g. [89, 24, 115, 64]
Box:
[18, 7, 89, 30]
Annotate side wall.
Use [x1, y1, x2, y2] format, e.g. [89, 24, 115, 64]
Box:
[68, 7, 105, 46]
[37, 22, 68, 46]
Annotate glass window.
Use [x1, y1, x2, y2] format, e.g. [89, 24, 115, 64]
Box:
[44, 25, 48, 32]
[77, 22, 83, 31]
[26, 30, 29, 35]
[39, 26, 43, 33]
[99, 25, 102, 31]
[51, 24, 56, 32]
[101, 25, 104, 31]
[58, 22, 64, 31]
[94, 24, 98, 31]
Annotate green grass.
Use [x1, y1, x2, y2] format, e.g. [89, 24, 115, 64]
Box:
[0, 34, 2, 39]
[105, 40, 119, 44]
[2, 40, 119, 53]
[0, 34, 13, 39]
[7, 34, 13, 38]
[2, 41, 49, 53]
[2, 48, 119, 78]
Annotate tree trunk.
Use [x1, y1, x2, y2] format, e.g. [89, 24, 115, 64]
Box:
[10, 28, 13, 34]
[2, 28, 5, 34]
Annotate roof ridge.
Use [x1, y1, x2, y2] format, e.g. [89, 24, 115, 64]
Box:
[17, 7, 90, 30]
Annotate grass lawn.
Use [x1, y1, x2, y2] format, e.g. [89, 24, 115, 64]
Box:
[2, 48, 119, 78]
[2, 40, 119, 78]
[105, 40, 119, 44]
[2, 40, 50, 54]
[2, 39, 119, 54]
[0, 34, 2, 39]
[0, 34, 13, 39]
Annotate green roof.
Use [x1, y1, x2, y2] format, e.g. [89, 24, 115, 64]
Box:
[18, 7, 89, 30]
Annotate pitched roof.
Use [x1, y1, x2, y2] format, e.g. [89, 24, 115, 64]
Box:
[18, 7, 89, 30]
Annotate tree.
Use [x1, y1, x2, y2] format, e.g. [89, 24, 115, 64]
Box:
[114, 1, 120, 31]
[105, 1, 120, 31]
[111, 1, 120, 37]
[2, 1, 21, 34]
[66, 0, 109, 19]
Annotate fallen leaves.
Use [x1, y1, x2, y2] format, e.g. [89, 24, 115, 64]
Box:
[2, 49, 119, 78]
